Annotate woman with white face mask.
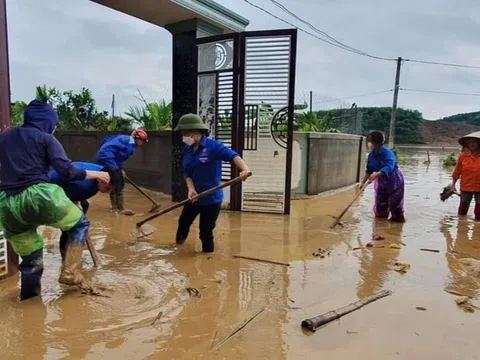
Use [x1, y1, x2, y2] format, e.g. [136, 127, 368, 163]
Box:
[174, 113, 250, 253]
[360, 130, 405, 222]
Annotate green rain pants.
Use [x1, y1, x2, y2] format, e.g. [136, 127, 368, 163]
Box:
[0, 183, 83, 257]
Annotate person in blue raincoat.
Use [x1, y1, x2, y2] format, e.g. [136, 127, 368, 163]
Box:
[94, 129, 148, 215]
[49, 162, 112, 261]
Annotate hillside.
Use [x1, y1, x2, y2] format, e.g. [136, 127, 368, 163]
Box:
[442, 111, 480, 126]
[421, 120, 480, 146]
[316, 106, 480, 145]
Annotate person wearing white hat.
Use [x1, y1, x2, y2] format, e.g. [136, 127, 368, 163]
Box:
[451, 131, 480, 220]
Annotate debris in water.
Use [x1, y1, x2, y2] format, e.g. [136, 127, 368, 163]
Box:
[392, 262, 411, 273]
[206, 278, 222, 284]
[152, 311, 163, 326]
[445, 289, 469, 297]
[420, 248, 440, 253]
[389, 243, 401, 250]
[301, 290, 392, 332]
[372, 234, 385, 241]
[234, 254, 290, 267]
[312, 247, 333, 258]
[186, 287, 201, 297]
[77, 283, 111, 298]
[455, 296, 477, 313]
[211, 307, 265, 351]
[416, 307, 427, 311]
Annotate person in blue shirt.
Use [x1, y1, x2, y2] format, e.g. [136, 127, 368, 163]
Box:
[0, 100, 110, 300]
[48, 162, 112, 261]
[94, 129, 148, 215]
[174, 114, 250, 253]
[359, 130, 405, 222]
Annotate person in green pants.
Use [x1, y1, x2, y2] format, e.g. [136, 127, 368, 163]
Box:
[0, 100, 110, 300]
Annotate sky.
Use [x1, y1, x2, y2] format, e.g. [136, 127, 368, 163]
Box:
[5, 0, 480, 119]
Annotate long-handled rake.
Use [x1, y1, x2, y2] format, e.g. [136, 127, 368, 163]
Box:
[134, 172, 252, 238]
[124, 174, 161, 213]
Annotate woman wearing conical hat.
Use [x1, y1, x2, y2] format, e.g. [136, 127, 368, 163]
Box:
[451, 131, 480, 220]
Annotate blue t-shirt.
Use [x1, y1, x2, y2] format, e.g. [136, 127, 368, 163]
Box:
[366, 146, 398, 176]
[49, 162, 103, 202]
[183, 137, 238, 205]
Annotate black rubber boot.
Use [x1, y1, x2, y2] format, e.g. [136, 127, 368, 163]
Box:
[19, 249, 44, 301]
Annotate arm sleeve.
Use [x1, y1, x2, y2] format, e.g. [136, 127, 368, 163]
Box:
[378, 149, 396, 176]
[452, 153, 464, 180]
[215, 142, 239, 162]
[96, 139, 126, 169]
[365, 153, 374, 174]
[183, 148, 193, 180]
[46, 136, 86, 181]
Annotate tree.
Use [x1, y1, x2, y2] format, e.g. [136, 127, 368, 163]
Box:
[125, 99, 172, 130]
[294, 111, 344, 132]
[11, 101, 27, 126]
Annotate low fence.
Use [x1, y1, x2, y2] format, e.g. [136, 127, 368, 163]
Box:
[292, 132, 366, 196]
[56, 130, 365, 197]
[56, 131, 172, 194]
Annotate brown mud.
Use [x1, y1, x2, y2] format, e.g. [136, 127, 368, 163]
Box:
[1, 148, 480, 359]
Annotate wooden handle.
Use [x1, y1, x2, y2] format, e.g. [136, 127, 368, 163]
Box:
[136, 172, 252, 228]
[85, 236, 100, 267]
[330, 179, 372, 228]
[124, 174, 160, 207]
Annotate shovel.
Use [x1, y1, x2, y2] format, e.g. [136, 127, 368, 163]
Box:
[123, 174, 161, 213]
[330, 179, 372, 228]
[134, 172, 252, 237]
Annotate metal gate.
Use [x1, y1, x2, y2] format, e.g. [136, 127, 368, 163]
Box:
[0, 231, 8, 279]
[196, 29, 297, 214]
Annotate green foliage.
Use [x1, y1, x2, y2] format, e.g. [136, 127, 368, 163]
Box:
[360, 107, 424, 144]
[125, 99, 172, 130]
[392, 145, 406, 165]
[442, 111, 480, 126]
[11, 101, 27, 126]
[443, 153, 457, 167]
[12, 84, 134, 131]
[294, 111, 344, 132]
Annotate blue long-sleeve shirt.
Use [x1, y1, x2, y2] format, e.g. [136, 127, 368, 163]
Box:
[366, 146, 398, 176]
[94, 135, 136, 170]
[0, 100, 86, 196]
[183, 137, 238, 205]
[49, 162, 103, 202]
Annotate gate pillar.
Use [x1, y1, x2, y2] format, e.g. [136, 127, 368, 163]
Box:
[0, 0, 18, 279]
[167, 20, 224, 202]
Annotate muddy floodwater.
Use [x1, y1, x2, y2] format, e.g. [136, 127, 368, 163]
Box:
[1, 148, 480, 359]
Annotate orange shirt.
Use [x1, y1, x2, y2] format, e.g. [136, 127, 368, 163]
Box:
[452, 150, 480, 192]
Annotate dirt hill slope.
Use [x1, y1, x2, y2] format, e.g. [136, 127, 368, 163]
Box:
[421, 120, 480, 145]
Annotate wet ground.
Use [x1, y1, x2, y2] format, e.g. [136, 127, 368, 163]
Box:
[1, 148, 480, 359]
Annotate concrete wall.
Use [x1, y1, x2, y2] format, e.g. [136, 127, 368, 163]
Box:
[292, 132, 366, 196]
[56, 131, 172, 194]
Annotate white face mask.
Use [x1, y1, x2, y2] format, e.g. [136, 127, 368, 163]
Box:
[182, 136, 195, 146]
[367, 142, 374, 150]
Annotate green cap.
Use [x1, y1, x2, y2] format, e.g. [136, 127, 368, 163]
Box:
[174, 113, 209, 131]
